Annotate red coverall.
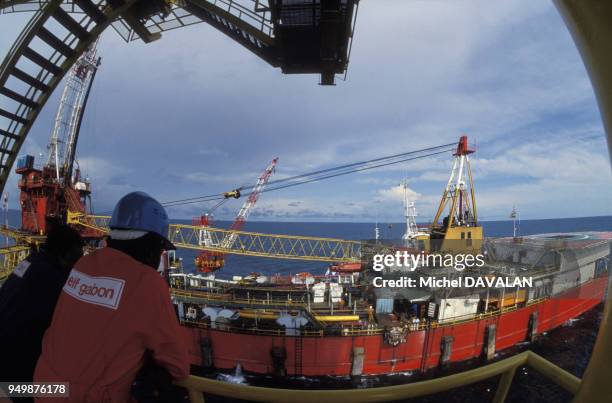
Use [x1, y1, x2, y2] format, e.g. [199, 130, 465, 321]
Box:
[34, 247, 190, 402]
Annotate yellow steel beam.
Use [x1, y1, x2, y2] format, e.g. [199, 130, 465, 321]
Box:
[67, 211, 361, 263]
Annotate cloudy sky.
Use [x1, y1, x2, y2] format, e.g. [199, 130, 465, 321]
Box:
[1, 0, 611, 222]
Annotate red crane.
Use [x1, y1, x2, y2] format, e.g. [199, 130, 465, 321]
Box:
[195, 158, 278, 272]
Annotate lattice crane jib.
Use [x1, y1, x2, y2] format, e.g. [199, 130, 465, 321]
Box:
[47, 39, 99, 184]
[222, 157, 277, 248]
[65, 210, 361, 263]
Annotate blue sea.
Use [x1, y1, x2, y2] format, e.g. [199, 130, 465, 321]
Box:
[170, 215, 612, 279]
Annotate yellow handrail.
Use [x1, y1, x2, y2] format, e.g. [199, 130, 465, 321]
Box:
[0, 245, 30, 281]
[174, 351, 580, 403]
[0, 225, 46, 246]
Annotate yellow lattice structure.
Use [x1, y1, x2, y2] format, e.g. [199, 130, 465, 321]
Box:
[170, 224, 360, 263]
[66, 211, 111, 233]
[66, 212, 361, 263]
[0, 226, 46, 246]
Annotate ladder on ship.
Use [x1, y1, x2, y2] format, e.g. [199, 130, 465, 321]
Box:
[294, 336, 303, 376]
[419, 327, 433, 373]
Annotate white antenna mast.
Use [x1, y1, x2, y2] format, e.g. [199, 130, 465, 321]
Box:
[510, 206, 520, 238]
[402, 180, 419, 241]
[374, 205, 380, 241]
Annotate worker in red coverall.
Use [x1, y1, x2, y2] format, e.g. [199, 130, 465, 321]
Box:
[34, 192, 190, 402]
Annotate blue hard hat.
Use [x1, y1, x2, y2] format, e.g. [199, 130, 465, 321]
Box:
[109, 191, 174, 249]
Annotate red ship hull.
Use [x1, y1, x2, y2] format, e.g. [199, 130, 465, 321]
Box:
[180, 276, 608, 376]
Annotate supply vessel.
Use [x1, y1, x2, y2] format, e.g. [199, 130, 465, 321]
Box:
[165, 137, 610, 377]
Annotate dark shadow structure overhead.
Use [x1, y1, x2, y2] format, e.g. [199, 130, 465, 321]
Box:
[0, 0, 360, 195]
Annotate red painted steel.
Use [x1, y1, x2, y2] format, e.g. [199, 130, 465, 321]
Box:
[180, 276, 608, 376]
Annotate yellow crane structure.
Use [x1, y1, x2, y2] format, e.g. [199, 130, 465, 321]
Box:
[0, 211, 361, 272]
[430, 135, 482, 253]
[0, 226, 46, 246]
[65, 211, 361, 263]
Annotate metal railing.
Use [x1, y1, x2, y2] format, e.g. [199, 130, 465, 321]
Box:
[66, 210, 111, 232]
[175, 288, 561, 337]
[200, 0, 273, 36]
[174, 350, 581, 403]
[109, 0, 274, 43]
[0, 225, 46, 245]
[0, 245, 30, 280]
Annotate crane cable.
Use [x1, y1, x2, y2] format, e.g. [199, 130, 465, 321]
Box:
[235, 142, 455, 190]
[161, 143, 455, 208]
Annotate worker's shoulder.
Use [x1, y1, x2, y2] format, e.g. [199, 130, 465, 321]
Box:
[78, 248, 161, 283]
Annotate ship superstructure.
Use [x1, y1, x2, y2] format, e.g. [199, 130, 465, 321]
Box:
[401, 179, 428, 247]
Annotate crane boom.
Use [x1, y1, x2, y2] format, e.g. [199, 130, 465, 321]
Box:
[47, 42, 100, 184]
[221, 157, 278, 249]
[58, 212, 361, 263]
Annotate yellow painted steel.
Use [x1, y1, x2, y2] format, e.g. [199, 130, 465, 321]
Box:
[0, 226, 46, 246]
[0, 245, 30, 280]
[237, 311, 279, 320]
[315, 315, 360, 322]
[439, 225, 483, 253]
[174, 351, 580, 403]
[171, 223, 360, 263]
[67, 211, 361, 263]
[238, 312, 361, 323]
[66, 211, 111, 233]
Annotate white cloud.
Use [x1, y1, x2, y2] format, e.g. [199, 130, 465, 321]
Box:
[377, 184, 420, 203]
